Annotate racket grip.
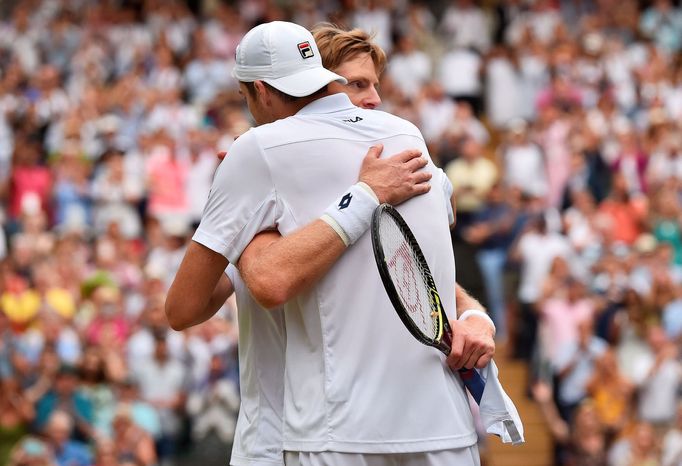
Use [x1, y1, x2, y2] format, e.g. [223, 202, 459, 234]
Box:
[458, 368, 484, 404]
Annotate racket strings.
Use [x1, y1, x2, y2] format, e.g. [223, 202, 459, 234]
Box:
[380, 214, 440, 340]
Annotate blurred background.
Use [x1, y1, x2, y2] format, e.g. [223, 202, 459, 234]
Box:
[1, 0, 682, 465]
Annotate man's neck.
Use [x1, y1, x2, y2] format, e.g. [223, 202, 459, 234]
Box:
[285, 91, 332, 116]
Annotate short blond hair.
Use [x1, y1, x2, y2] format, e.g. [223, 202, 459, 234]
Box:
[312, 23, 387, 76]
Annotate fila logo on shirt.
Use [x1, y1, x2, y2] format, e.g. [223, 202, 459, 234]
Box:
[338, 193, 352, 209]
[343, 116, 363, 123]
[298, 41, 314, 59]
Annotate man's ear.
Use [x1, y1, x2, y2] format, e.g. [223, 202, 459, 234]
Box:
[254, 80, 270, 104]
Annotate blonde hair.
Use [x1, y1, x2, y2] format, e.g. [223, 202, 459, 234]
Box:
[312, 23, 387, 76]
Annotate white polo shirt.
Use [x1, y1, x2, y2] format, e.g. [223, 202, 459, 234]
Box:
[194, 93, 476, 454]
[226, 265, 286, 466]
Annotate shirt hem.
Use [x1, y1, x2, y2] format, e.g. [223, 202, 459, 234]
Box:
[283, 431, 478, 454]
[230, 453, 284, 466]
[192, 229, 231, 259]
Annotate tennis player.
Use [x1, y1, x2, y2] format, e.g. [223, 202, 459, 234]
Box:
[167, 21, 493, 466]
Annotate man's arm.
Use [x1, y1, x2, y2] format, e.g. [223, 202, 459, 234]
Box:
[238, 224, 342, 308]
[239, 144, 431, 309]
[447, 284, 496, 370]
[166, 242, 231, 330]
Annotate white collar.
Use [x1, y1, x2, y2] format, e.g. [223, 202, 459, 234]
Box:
[296, 93, 356, 116]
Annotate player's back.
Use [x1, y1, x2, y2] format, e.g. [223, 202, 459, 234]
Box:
[250, 93, 476, 453]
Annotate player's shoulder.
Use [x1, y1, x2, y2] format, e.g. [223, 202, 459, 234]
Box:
[363, 108, 424, 138]
[229, 127, 260, 154]
[246, 117, 307, 149]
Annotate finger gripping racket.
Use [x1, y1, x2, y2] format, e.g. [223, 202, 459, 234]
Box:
[371, 203, 485, 404]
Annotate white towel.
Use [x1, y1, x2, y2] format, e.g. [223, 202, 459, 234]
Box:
[476, 360, 525, 445]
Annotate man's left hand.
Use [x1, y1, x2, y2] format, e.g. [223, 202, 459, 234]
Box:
[446, 317, 495, 370]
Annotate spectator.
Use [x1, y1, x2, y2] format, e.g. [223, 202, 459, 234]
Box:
[498, 119, 548, 201]
[597, 173, 647, 246]
[562, 190, 603, 270]
[143, 133, 190, 222]
[34, 364, 93, 440]
[43, 410, 92, 466]
[650, 186, 682, 266]
[417, 81, 456, 154]
[464, 182, 518, 340]
[0, 374, 35, 465]
[639, 0, 682, 54]
[440, 0, 491, 53]
[183, 35, 234, 105]
[445, 135, 498, 229]
[51, 148, 92, 235]
[610, 126, 648, 196]
[78, 346, 119, 437]
[387, 33, 431, 100]
[8, 139, 52, 226]
[533, 381, 608, 466]
[7, 436, 56, 466]
[91, 149, 143, 239]
[585, 349, 635, 437]
[133, 332, 186, 461]
[538, 276, 597, 367]
[110, 405, 157, 466]
[632, 325, 682, 429]
[84, 286, 129, 349]
[510, 215, 572, 360]
[437, 46, 483, 115]
[608, 422, 661, 466]
[485, 45, 525, 129]
[114, 377, 161, 440]
[662, 402, 682, 466]
[352, 0, 393, 55]
[553, 318, 608, 423]
[186, 353, 240, 462]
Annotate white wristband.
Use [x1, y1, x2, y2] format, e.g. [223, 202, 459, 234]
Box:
[459, 309, 496, 336]
[320, 182, 379, 246]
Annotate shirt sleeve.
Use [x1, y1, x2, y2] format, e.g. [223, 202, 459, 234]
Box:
[192, 130, 280, 264]
[437, 168, 455, 226]
[225, 264, 237, 282]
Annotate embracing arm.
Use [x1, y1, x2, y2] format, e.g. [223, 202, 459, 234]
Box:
[239, 225, 344, 309]
[165, 242, 231, 331]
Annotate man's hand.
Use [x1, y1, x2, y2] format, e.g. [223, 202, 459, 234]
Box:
[446, 317, 495, 370]
[359, 144, 431, 204]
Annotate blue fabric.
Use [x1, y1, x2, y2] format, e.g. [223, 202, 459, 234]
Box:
[663, 299, 682, 340]
[35, 391, 94, 431]
[476, 248, 508, 338]
[54, 440, 93, 466]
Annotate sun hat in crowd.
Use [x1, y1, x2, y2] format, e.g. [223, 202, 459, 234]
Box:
[232, 21, 347, 97]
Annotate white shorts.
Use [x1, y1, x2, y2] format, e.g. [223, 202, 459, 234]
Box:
[284, 446, 480, 466]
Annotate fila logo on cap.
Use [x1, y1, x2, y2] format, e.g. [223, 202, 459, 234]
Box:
[297, 41, 314, 59]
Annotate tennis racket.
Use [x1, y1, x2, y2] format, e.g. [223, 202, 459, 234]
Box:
[371, 203, 485, 404]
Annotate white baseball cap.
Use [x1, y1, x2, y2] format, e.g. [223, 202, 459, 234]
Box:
[232, 21, 347, 97]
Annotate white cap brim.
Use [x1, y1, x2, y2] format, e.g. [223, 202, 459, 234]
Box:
[263, 67, 347, 97]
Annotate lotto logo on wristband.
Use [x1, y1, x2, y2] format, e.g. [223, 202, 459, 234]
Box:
[338, 193, 352, 209]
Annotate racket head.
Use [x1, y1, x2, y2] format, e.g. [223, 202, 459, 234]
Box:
[371, 204, 451, 354]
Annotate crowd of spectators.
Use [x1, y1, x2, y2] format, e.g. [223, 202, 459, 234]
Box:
[1, 0, 682, 465]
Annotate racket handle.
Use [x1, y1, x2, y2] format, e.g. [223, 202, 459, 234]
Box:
[457, 368, 484, 404]
[441, 325, 485, 404]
